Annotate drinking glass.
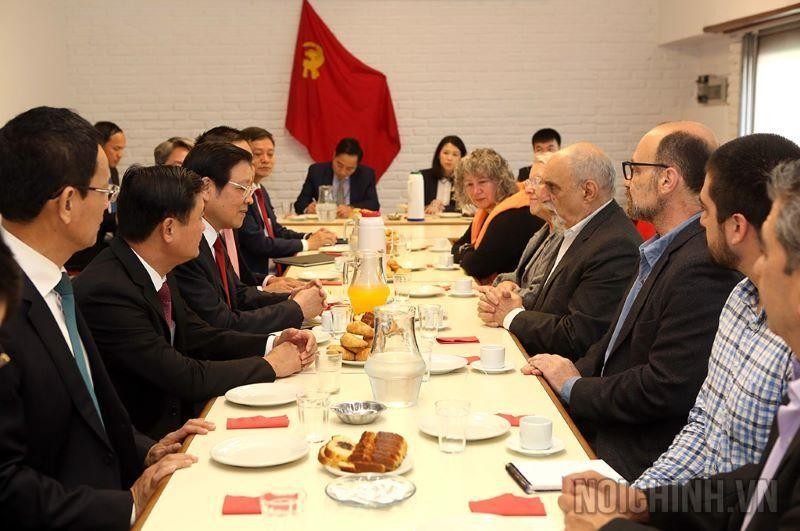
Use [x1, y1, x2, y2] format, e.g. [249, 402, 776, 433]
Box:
[261, 489, 306, 530]
[330, 305, 352, 340]
[296, 391, 330, 443]
[417, 303, 442, 381]
[393, 273, 410, 302]
[436, 399, 470, 453]
[316, 350, 342, 394]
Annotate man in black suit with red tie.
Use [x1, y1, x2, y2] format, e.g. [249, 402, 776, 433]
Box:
[176, 141, 326, 333]
[0, 107, 208, 529]
[75, 164, 316, 440]
[236, 127, 337, 281]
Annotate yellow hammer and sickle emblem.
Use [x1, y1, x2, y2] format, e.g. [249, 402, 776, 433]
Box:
[302, 41, 325, 80]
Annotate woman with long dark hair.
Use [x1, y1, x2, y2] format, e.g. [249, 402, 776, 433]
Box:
[420, 135, 467, 214]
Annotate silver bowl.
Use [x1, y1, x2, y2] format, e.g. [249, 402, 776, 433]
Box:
[331, 401, 386, 425]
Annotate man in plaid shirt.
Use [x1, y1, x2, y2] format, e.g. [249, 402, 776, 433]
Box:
[634, 133, 800, 489]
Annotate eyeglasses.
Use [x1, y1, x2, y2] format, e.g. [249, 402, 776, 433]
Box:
[227, 181, 258, 199]
[621, 161, 669, 181]
[50, 183, 121, 202]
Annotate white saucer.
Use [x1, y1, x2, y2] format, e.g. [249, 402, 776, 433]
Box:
[407, 241, 429, 251]
[341, 359, 366, 367]
[449, 290, 477, 297]
[433, 264, 459, 271]
[224, 380, 305, 407]
[418, 412, 511, 441]
[397, 261, 426, 271]
[211, 433, 309, 468]
[470, 360, 515, 373]
[438, 212, 463, 218]
[408, 285, 446, 298]
[298, 269, 340, 281]
[506, 436, 566, 456]
[429, 354, 468, 374]
[429, 246, 451, 253]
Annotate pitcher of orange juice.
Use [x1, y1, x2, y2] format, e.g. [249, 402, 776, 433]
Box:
[347, 250, 390, 315]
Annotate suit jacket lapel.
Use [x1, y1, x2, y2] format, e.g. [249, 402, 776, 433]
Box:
[606, 218, 704, 358]
[22, 278, 112, 448]
[110, 238, 170, 337]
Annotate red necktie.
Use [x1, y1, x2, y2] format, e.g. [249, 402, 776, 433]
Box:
[254, 188, 283, 275]
[157, 283, 174, 332]
[212, 236, 233, 307]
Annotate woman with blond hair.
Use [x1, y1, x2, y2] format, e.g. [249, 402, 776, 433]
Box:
[452, 148, 544, 284]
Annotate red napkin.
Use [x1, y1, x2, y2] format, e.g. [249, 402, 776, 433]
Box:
[465, 355, 480, 364]
[226, 415, 290, 430]
[437, 336, 479, 344]
[222, 493, 300, 515]
[469, 494, 546, 516]
[320, 280, 343, 286]
[222, 495, 261, 515]
[495, 414, 530, 427]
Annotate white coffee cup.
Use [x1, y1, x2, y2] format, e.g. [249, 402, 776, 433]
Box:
[519, 416, 553, 450]
[479, 344, 505, 369]
[434, 237, 450, 250]
[453, 277, 472, 294]
[438, 254, 454, 268]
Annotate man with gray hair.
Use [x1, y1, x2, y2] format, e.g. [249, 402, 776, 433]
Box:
[154, 136, 194, 166]
[478, 142, 641, 360]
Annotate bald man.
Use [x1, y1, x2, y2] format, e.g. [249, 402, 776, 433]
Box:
[524, 123, 742, 481]
[478, 143, 641, 360]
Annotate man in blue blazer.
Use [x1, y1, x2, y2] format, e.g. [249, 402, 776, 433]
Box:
[294, 137, 380, 216]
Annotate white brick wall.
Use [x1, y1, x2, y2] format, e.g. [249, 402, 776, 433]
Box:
[42, 0, 739, 211]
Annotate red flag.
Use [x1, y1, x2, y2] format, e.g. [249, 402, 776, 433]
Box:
[285, 0, 401, 179]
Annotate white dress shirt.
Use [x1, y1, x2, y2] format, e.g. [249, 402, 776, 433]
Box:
[435, 179, 453, 205]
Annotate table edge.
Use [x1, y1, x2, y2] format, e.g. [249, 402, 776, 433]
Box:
[132, 396, 218, 530]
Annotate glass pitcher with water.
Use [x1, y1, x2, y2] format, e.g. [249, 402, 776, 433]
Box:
[347, 250, 390, 315]
[317, 185, 336, 221]
[364, 304, 426, 408]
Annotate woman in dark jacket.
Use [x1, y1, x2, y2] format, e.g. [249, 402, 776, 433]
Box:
[419, 135, 467, 214]
[452, 148, 544, 284]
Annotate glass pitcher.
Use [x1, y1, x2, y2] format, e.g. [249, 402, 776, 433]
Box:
[347, 250, 390, 315]
[364, 304, 426, 408]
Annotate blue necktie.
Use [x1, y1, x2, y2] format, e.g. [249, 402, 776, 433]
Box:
[54, 273, 104, 427]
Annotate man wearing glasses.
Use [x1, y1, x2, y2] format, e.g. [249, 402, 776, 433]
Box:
[175, 142, 326, 334]
[523, 122, 742, 481]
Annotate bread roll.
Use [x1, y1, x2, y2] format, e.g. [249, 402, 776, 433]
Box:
[346, 320, 374, 338]
[341, 333, 368, 350]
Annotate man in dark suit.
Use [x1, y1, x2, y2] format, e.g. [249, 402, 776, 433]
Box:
[517, 127, 561, 182]
[75, 164, 316, 439]
[294, 137, 380, 216]
[237, 127, 337, 281]
[557, 159, 800, 530]
[176, 142, 326, 333]
[525, 122, 742, 481]
[478, 143, 642, 360]
[0, 107, 205, 529]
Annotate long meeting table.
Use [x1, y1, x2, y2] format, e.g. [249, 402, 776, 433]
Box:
[135, 222, 595, 530]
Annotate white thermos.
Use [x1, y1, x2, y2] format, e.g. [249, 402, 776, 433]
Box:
[407, 171, 425, 221]
[356, 213, 386, 252]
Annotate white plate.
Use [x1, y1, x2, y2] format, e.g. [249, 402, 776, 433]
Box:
[470, 360, 515, 374]
[210, 433, 309, 468]
[449, 290, 478, 298]
[429, 354, 468, 375]
[408, 285, 446, 298]
[418, 412, 511, 441]
[324, 453, 414, 476]
[396, 261, 425, 271]
[438, 212, 463, 218]
[298, 269, 340, 281]
[342, 359, 366, 367]
[326, 474, 416, 508]
[429, 246, 451, 253]
[305, 213, 319, 219]
[506, 436, 566, 456]
[288, 214, 308, 220]
[407, 241, 429, 251]
[433, 264, 460, 271]
[311, 328, 331, 344]
[319, 244, 351, 253]
[224, 381, 305, 407]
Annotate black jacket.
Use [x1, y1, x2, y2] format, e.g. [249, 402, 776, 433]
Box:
[237, 186, 307, 279]
[173, 236, 303, 333]
[452, 207, 544, 283]
[510, 201, 641, 359]
[294, 162, 380, 213]
[74, 238, 276, 439]
[0, 273, 147, 530]
[570, 218, 742, 481]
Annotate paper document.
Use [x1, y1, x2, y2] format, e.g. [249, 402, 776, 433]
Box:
[511, 459, 625, 491]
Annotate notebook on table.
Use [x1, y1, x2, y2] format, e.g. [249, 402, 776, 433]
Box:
[273, 254, 335, 267]
[511, 459, 625, 491]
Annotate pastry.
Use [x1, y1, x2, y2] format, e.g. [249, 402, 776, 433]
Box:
[346, 320, 374, 338]
[318, 431, 408, 474]
[341, 333, 368, 350]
